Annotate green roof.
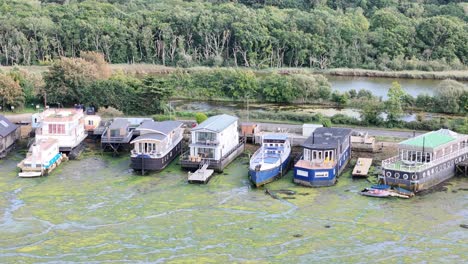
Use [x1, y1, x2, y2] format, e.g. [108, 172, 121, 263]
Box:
[400, 130, 456, 149]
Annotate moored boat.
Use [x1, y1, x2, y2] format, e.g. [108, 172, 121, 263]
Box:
[130, 120, 183, 172]
[17, 138, 67, 177]
[249, 134, 291, 187]
[381, 129, 468, 192]
[293, 127, 352, 187]
[360, 188, 391, 198]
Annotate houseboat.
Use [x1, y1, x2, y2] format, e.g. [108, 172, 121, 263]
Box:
[101, 118, 133, 153]
[249, 134, 291, 187]
[293, 127, 352, 187]
[180, 114, 245, 172]
[381, 129, 468, 192]
[17, 138, 66, 177]
[130, 120, 183, 172]
[34, 108, 87, 158]
[0, 115, 20, 158]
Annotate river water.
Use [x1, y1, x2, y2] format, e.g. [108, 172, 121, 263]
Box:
[327, 76, 446, 99]
[1, 147, 467, 263]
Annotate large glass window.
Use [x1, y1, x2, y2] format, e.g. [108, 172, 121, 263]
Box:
[197, 132, 216, 142]
[197, 148, 215, 159]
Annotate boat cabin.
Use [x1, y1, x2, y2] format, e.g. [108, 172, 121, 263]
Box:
[381, 129, 468, 191]
[131, 120, 183, 158]
[34, 108, 87, 152]
[17, 138, 64, 176]
[189, 114, 239, 160]
[294, 127, 352, 187]
[181, 114, 245, 172]
[0, 115, 20, 158]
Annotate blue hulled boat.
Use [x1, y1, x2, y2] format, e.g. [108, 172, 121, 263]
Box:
[293, 127, 352, 187]
[249, 134, 291, 187]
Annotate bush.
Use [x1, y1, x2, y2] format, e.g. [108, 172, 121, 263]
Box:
[98, 106, 124, 117]
[195, 112, 208, 124]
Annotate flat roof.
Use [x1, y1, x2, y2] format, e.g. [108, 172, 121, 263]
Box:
[109, 119, 130, 129]
[192, 114, 238, 133]
[263, 134, 288, 141]
[302, 127, 352, 150]
[399, 129, 457, 149]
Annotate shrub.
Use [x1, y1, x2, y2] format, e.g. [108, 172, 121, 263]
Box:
[195, 112, 208, 124]
[98, 106, 124, 117]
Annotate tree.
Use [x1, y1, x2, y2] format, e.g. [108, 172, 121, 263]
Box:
[0, 73, 25, 109]
[435, 79, 468, 114]
[385, 81, 406, 123]
[195, 112, 208, 124]
[43, 57, 100, 106]
[360, 99, 383, 125]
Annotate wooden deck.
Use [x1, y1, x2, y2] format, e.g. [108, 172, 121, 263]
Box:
[188, 163, 214, 184]
[352, 158, 373, 177]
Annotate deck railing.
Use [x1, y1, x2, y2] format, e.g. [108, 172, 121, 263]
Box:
[383, 145, 468, 172]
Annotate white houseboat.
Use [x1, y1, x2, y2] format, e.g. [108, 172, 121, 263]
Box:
[381, 129, 468, 192]
[180, 114, 245, 172]
[17, 138, 67, 177]
[34, 108, 87, 158]
[130, 120, 184, 172]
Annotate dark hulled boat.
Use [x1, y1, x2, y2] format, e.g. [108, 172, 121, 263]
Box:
[130, 120, 184, 172]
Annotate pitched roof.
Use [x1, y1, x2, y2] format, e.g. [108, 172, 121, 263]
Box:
[302, 127, 352, 150]
[399, 129, 458, 149]
[136, 120, 183, 135]
[0, 115, 18, 137]
[192, 114, 238, 133]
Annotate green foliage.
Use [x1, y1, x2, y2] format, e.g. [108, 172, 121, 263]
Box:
[321, 118, 332, 128]
[195, 112, 208, 124]
[435, 79, 468, 114]
[0, 0, 465, 70]
[0, 73, 25, 109]
[385, 81, 406, 123]
[360, 99, 384, 125]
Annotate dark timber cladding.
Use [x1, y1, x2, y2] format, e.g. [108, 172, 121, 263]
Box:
[101, 118, 133, 153]
[0, 115, 20, 158]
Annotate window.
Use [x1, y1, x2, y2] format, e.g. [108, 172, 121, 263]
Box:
[48, 124, 66, 134]
[88, 120, 93, 125]
[197, 148, 214, 159]
[198, 132, 216, 142]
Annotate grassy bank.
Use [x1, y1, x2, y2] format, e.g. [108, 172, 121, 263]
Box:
[2, 64, 468, 81]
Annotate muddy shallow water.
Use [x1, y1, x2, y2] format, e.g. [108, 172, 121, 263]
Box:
[0, 147, 467, 263]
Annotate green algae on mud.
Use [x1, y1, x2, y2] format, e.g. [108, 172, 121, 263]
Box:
[0, 148, 467, 263]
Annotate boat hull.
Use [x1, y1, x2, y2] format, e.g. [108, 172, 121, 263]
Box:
[249, 156, 290, 187]
[381, 151, 468, 192]
[131, 141, 182, 172]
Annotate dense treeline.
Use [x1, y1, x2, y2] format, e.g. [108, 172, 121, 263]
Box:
[0, 0, 466, 70]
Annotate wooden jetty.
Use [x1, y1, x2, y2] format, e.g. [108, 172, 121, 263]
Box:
[188, 162, 214, 184]
[352, 158, 373, 177]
